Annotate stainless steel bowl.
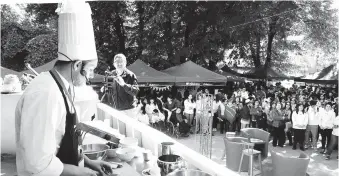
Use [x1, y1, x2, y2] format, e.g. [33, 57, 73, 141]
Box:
[157, 155, 184, 175]
[82, 144, 109, 160]
[166, 169, 213, 176]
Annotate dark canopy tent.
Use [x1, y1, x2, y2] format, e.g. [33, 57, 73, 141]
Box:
[127, 59, 175, 84]
[294, 64, 338, 85]
[219, 65, 246, 82]
[22, 59, 104, 83]
[1, 67, 21, 77]
[162, 60, 227, 85]
[242, 67, 290, 80]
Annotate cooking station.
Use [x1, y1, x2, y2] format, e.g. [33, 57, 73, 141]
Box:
[79, 121, 191, 176]
[77, 103, 240, 176]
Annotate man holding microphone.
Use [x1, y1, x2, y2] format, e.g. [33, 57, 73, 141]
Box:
[109, 54, 139, 117]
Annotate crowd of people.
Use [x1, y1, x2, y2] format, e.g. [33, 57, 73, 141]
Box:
[129, 82, 338, 160]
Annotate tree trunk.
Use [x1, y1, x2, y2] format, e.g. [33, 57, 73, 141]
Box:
[113, 12, 125, 54]
[136, 1, 144, 59]
[264, 16, 278, 71]
[249, 39, 261, 68]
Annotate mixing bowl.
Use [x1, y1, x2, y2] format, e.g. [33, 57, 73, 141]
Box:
[166, 169, 213, 176]
[116, 148, 136, 162]
[82, 143, 109, 160]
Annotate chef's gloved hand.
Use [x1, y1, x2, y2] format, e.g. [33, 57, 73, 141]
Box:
[87, 160, 113, 176]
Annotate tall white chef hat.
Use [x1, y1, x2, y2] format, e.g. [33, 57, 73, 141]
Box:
[56, 0, 97, 61]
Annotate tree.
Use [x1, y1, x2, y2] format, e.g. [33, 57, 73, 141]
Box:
[17, 1, 338, 75]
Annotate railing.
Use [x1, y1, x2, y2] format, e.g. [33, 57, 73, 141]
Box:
[97, 103, 239, 176]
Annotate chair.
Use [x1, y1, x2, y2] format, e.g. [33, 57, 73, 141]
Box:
[238, 141, 263, 176]
[271, 150, 310, 176]
[240, 128, 270, 158]
[221, 132, 237, 159]
[223, 137, 249, 172]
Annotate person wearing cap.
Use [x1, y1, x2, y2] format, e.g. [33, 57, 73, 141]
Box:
[15, 1, 113, 176]
[109, 53, 139, 117]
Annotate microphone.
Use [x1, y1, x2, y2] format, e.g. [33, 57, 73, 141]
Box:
[81, 70, 91, 84]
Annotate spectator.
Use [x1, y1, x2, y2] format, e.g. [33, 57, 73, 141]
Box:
[270, 102, 286, 147]
[150, 109, 165, 124]
[250, 100, 263, 128]
[155, 92, 164, 113]
[284, 102, 293, 146]
[325, 114, 339, 160]
[163, 95, 177, 122]
[184, 94, 196, 133]
[304, 100, 319, 150]
[319, 102, 335, 154]
[146, 97, 159, 118]
[292, 104, 308, 151]
[240, 99, 251, 129]
[174, 108, 190, 137]
[137, 103, 149, 125]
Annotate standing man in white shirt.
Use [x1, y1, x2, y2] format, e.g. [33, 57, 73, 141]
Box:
[304, 100, 320, 150]
[15, 1, 113, 176]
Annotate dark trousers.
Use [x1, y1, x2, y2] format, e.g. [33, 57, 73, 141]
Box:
[212, 113, 218, 129]
[257, 119, 267, 131]
[326, 134, 338, 157]
[251, 120, 257, 128]
[293, 129, 306, 149]
[286, 130, 293, 145]
[234, 117, 241, 132]
[220, 120, 230, 134]
[272, 126, 286, 147]
[320, 129, 333, 149]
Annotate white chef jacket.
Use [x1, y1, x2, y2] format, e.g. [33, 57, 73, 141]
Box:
[15, 71, 75, 176]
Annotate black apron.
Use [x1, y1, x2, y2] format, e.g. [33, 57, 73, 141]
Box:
[50, 70, 80, 166]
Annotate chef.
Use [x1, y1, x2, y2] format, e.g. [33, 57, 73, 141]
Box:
[15, 0, 113, 176]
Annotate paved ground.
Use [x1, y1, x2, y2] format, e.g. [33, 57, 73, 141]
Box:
[175, 132, 339, 176]
[2, 133, 338, 176]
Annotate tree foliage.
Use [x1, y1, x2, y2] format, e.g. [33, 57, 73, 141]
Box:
[1, 1, 337, 76]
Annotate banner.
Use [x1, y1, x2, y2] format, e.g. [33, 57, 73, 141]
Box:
[151, 86, 172, 91]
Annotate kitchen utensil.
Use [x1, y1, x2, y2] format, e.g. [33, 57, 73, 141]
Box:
[157, 155, 185, 176]
[166, 169, 213, 176]
[116, 148, 136, 162]
[82, 143, 109, 160]
[161, 142, 174, 155]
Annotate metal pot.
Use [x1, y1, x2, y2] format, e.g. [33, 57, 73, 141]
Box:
[82, 143, 109, 160]
[161, 142, 174, 155]
[166, 169, 213, 176]
[157, 155, 185, 176]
